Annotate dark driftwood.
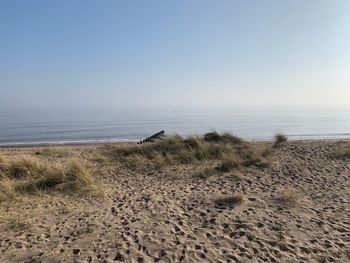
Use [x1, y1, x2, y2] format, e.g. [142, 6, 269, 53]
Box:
[138, 130, 165, 144]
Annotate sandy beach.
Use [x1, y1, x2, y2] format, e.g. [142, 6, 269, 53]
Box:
[2, 0, 350, 262]
[0, 135, 349, 263]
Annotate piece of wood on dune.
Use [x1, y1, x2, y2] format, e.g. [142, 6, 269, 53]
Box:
[138, 130, 165, 144]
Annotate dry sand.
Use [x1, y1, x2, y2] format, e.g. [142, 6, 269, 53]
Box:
[0, 140, 349, 262]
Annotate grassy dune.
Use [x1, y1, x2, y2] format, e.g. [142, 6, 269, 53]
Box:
[103, 132, 272, 171]
[1, 133, 349, 262]
[0, 132, 273, 201]
[0, 155, 101, 201]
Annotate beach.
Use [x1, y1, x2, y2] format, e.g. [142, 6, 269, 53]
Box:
[2, 0, 350, 262]
[0, 136, 349, 262]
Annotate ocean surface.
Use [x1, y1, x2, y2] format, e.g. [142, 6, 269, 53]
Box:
[0, 108, 350, 146]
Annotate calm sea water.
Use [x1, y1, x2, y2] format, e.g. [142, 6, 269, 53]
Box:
[0, 108, 350, 146]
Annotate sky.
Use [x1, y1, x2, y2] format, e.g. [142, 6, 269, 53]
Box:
[0, 0, 349, 110]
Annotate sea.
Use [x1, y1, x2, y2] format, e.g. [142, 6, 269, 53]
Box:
[0, 107, 349, 146]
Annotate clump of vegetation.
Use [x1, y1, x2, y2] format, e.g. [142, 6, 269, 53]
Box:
[216, 155, 240, 172]
[61, 158, 100, 194]
[0, 156, 101, 201]
[277, 188, 302, 207]
[241, 150, 265, 167]
[203, 131, 243, 144]
[274, 133, 287, 148]
[15, 166, 65, 193]
[0, 155, 41, 179]
[214, 194, 244, 207]
[34, 147, 72, 158]
[103, 132, 270, 171]
[0, 210, 9, 223]
[0, 176, 17, 201]
[261, 148, 273, 158]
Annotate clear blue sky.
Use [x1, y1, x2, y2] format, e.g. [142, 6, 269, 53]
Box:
[1, 0, 349, 110]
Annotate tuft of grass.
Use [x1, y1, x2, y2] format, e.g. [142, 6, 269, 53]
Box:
[277, 188, 301, 207]
[0, 157, 101, 201]
[61, 158, 100, 195]
[240, 151, 263, 167]
[0, 176, 17, 201]
[0, 155, 7, 172]
[203, 131, 221, 142]
[16, 166, 65, 193]
[274, 133, 287, 148]
[261, 148, 274, 158]
[0, 156, 41, 179]
[214, 194, 244, 207]
[203, 131, 243, 144]
[0, 210, 10, 223]
[216, 155, 240, 172]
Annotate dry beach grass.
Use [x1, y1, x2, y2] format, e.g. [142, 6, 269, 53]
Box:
[0, 133, 349, 262]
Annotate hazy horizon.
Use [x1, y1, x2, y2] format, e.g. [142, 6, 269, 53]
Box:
[1, 0, 350, 111]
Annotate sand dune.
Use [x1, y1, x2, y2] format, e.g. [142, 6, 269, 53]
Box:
[0, 139, 349, 262]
